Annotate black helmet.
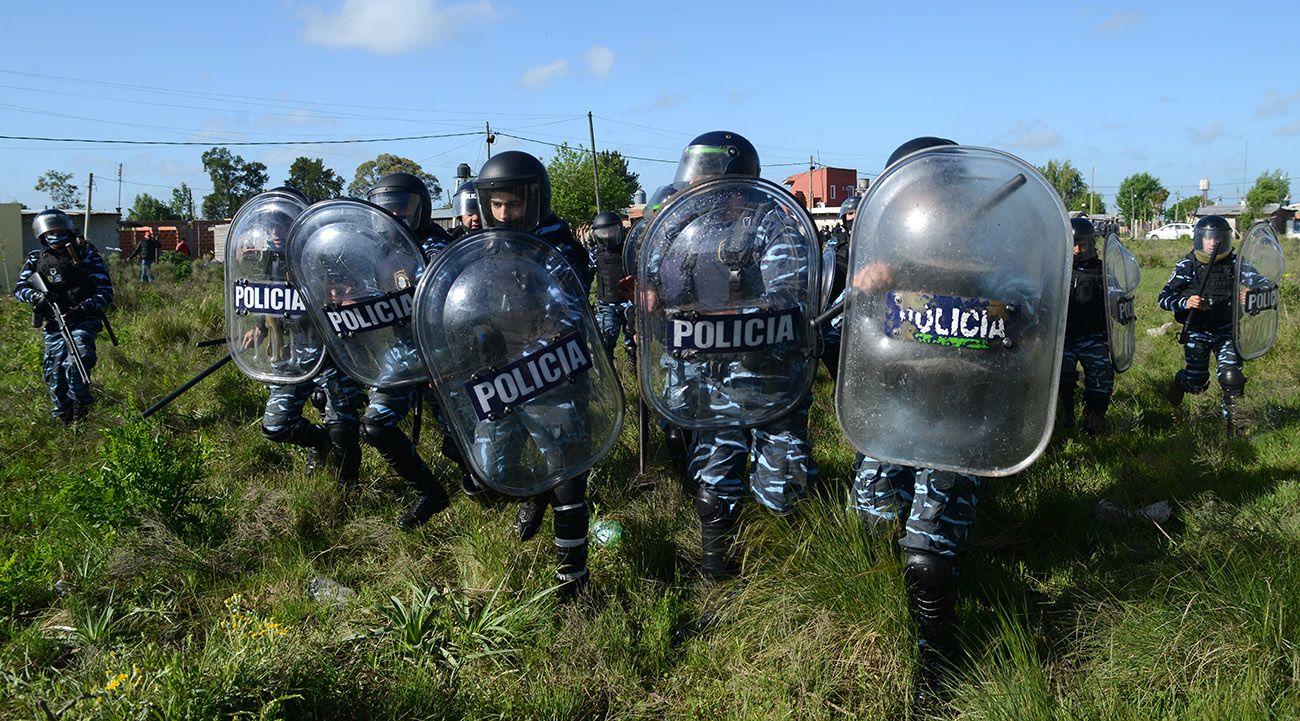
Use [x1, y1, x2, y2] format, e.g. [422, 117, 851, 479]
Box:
[838, 195, 859, 220]
[885, 136, 958, 169]
[367, 172, 431, 233]
[452, 181, 479, 219]
[673, 130, 760, 186]
[591, 211, 624, 250]
[1071, 217, 1097, 260]
[32, 209, 76, 247]
[474, 151, 550, 232]
[644, 184, 681, 224]
[268, 186, 310, 204]
[1193, 215, 1232, 257]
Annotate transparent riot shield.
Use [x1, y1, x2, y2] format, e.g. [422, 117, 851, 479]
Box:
[635, 176, 820, 430]
[1103, 233, 1140, 373]
[820, 240, 838, 311]
[224, 190, 324, 384]
[622, 220, 647, 277]
[1234, 222, 1284, 361]
[286, 199, 429, 388]
[835, 146, 1071, 477]
[413, 230, 624, 496]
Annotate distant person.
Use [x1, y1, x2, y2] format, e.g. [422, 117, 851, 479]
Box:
[126, 228, 159, 282]
[175, 235, 191, 257]
[1058, 218, 1113, 433]
[448, 181, 481, 240]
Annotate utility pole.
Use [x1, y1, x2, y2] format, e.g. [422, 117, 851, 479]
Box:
[808, 156, 816, 210]
[190, 197, 197, 257]
[84, 173, 93, 241]
[587, 112, 602, 213]
[116, 163, 123, 216]
[1090, 165, 1095, 216]
[485, 121, 494, 159]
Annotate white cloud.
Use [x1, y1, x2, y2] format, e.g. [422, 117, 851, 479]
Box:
[585, 46, 614, 78]
[301, 0, 499, 55]
[1256, 89, 1300, 118]
[1096, 11, 1145, 33]
[1185, 123, 1225, 144]
[518, 59, 569, 90]
[1003, 119, 1063, 150]
[1276, 119, 1300, 137]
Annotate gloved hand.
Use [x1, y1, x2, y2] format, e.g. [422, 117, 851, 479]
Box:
[66, 301, 93, 323]
[28, 290, 47, 307]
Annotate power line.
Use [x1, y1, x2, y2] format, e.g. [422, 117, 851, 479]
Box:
[0, 131, 483, 147]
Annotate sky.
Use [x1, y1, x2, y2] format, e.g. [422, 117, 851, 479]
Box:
[3, 0, 1297, 217]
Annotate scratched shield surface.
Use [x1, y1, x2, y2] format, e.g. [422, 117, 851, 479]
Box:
[1234, 222, 1285, 361]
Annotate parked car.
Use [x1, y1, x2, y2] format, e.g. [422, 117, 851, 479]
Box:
[1147, 223, 1194, 240]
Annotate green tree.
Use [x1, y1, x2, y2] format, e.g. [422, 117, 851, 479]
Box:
[1166, 196, 1201, 223]
[1072, 192, 1106, 215]
[547, 144, 641, 225]
[348, 154, 439, 199]
[128, 193, 176, 221]
[34, 170, 81, 209]
[201, 147, 268, 219]
[169, 183, 195, 220]
[286, 157, 344, 203]
[1036, 160, 1087, 211]
[1245, 169, 1290, 211]
[1115, 172, 1168, 226]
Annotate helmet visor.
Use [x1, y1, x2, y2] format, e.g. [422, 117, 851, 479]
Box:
[452, 190, 479, 218]
[673, 145, 743, 186]
[369, 191, 423, 230]
[1193, 226, 1232, 255]
[478, 183, 541, 232]
[592, 223, 623, 248]
[43, 230, 74, 247]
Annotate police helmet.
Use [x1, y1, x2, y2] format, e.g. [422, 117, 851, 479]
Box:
[1071, 217, 1097, 260]
[1193, 215, 1233, 257]
[644, 184, 680, 222]
[673, 131, 760, 187]
[452, 181, 479, 219]
[268, 186, 310, 204]
[591, 211, 624, 250]
[32, 209, 76, 247]
[885, 136, 958, 169]
[474, 151, 550, 232]
[367, 172, 431, 233]
[838, 195, 859, 220]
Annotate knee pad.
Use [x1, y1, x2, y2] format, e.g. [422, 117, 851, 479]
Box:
[326, 420, 359, 448]
[694, 486, 739, 525]
[903, 551, 956, 595]
[261, 420, 297, 442]
[361, 418, 401, 451]
[1219, 367, 1246, 397]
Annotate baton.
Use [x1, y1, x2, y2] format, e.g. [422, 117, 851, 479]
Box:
[1177, 251, 1219, 345]
[28, 273, 92, 387]
[195, 338, 227, 348]
[141, 353, 233, 419]
[810, 173, 1031, 330]
[99, 311, 119, 346]
[637, 399, 648, 475]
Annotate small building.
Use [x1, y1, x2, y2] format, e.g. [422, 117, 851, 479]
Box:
[1193, 204, 1247, 233]
[22, 209, 121, 257]
[783, 167, 859, 210]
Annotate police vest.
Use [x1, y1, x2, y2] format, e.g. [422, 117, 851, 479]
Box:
[594, 247, 626, 303]
[1181, 252, 1236, 326]
[1066, 258, 1105, 337]
[35, 250, 94, 311]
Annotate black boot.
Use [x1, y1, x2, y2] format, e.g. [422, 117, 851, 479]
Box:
[695, 487, 740, 582]
[1166, 376, 1187, 408]
[1220, 367, 1247, 436]
[1222, 393, 1244, 436]
[327, 421, 362, 489]
[362, 421, 449, 528]
[666, 426, 693, 489]
[263, 419, 332, 475]
[903, 551, 959, 703]
[1081, 392, 1110, 436]
[515, 497, 547, 542]
[1057, 380, 1076, 429]
[551, 475, 590, 603]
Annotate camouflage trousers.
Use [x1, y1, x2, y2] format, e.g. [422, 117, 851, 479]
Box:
[1177, 324, 1241, 393]
[1061, 331, 1113, 396]
[595, 300, 635, 364]
[42, 322, 99, 420]
[689, 394, 818, 514]
[263, 364, 364, 433]
[363, 386, 420, 429]
[850, 456, 983, 557]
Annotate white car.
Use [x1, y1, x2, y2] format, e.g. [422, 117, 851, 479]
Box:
[1147, 223, 1194, 240]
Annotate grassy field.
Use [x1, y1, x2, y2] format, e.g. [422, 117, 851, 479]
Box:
[0, 237, 1297, 720]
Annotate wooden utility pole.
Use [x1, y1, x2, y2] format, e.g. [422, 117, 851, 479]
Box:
[84, 173, 93, 240]
[588, 112, 602, 213]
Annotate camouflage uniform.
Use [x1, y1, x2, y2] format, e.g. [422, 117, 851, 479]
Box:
[1060, 254, 1112, 430]
[14, 241, 113, 421]
[850, 457, 982, 558]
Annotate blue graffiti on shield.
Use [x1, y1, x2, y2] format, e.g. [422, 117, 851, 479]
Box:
[884, 290, 1017, 350]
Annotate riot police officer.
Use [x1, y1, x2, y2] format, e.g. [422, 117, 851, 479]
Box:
[448, 181, 481, 241]
[14, 209, 113, 424]
[1059, 217, 1113, 433]
[1159, 215, 1264, 431]
[473, 150, 596, 597]
[362, 173, 455, 528]
[590, 211, 635, 365]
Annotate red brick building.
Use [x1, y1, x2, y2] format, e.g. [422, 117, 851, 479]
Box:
[119, 220, 228, 259]
[783, 167, 860, 209]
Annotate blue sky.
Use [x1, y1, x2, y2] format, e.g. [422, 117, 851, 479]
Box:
[3, 0, 1296, 216]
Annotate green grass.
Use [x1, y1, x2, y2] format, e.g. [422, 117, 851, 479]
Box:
[0, 240, 1298, 719]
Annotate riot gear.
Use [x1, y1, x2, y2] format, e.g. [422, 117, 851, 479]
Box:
[672, 131, 760, 187]
[1234, 222, 1284, 361]
[452, 181, 480, 230]
[32, 209, 76, 246]
[475, 151, 550, 233]
[368, 172, 432, 234]
[1193, 215, 1232, 259]
[884, 136, 957, 168]
[591, 211, 624, 250]
[1071, 217, 1097, 260]
[1102, 234, 1140, 374]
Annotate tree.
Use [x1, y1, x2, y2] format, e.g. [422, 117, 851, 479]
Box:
[1071, 192, 1106, 215]
[348, 154, 439, 199]
[201, 147, 268, 219]
[286, 157, 344, 203]
[34, 170, 81, 209]
[1245, 169, 1290, 211]
[1166, 196, 1201, 223]
[547, 144, 641, 225]
[1115, 172, 1168, 226]
[170, 183, 195, 220]
[1036, 160, 1087, 211]
[128, 193, 176, 221]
